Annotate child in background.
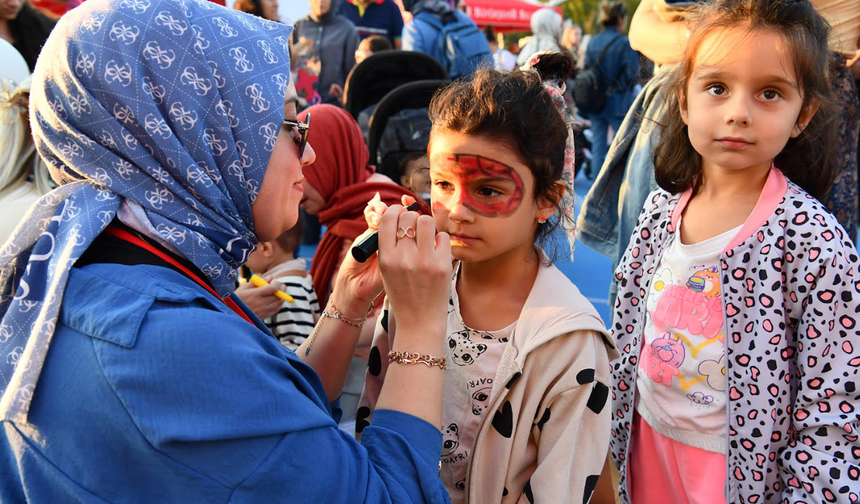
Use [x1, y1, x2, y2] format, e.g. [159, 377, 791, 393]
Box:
[359, 52, 617, 504]
[607, 1, 860, 503]
[354, 35, 392, 66]
[398, 152, 430, 201]
[246, 218, 320, 351]
[327, 36, 392, 106]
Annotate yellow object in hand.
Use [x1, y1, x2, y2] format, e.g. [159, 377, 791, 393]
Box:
[249, 274, 295, 303]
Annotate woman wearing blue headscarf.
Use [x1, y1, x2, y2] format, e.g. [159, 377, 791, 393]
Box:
[0, 0, 453, 501]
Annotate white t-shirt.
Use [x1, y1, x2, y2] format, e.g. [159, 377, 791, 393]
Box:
[441, 267, 514, 503]
[635, 219, 740, 453]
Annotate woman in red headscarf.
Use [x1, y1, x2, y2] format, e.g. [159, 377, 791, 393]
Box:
[299, 103, 425, 305]
[298, 104, 425, 425]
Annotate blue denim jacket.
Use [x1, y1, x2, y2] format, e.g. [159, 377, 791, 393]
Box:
[1, 263, 449, 503]
[576, 68, 675, 293]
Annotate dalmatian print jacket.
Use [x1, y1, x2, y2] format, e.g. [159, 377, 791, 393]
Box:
[358, 262, 617, 504]
[610, 169, 860, 504]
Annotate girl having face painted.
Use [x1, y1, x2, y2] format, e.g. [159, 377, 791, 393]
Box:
[358, 51, 618, 503]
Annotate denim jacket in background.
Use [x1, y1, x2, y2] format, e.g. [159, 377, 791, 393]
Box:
[575, 67, 676, 304]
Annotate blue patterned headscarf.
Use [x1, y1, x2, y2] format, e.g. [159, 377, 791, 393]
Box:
[0, 0, 292, 422]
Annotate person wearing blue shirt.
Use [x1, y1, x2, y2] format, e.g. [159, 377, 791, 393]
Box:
[401, 0, 492, 80]
[340, 0, 404, 48]
[0, 0, 452, 502]
[583, 1, 639, 180]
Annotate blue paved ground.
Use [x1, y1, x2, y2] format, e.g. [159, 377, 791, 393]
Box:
[297, 169, 615, 326]
[538, 170, 614, 324]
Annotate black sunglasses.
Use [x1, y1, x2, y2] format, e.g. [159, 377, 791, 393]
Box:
[283, 112, 310, 158]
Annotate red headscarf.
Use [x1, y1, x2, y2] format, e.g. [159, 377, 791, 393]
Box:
[299, 104, 426, 306]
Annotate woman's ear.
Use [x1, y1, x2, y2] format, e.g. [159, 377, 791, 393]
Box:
[791, 98, 820, 138]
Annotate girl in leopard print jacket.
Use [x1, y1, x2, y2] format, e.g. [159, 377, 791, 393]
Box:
[606, 1, 860, 503]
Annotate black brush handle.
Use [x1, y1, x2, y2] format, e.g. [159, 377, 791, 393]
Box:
[351, 201, 421, 263]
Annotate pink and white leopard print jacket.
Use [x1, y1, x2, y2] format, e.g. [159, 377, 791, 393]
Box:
[610, 168, 860, 504]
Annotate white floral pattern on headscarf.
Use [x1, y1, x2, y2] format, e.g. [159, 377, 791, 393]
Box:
[522, 51, 577, 260]
[0, 0, 291, 422]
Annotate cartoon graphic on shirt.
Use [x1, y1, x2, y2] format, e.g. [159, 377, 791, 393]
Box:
[470, 387, 491, 415]
[642, 336, 685, 386]
[474, 328, 509, 343]
[642, 258, 727, 409]
[698, 354, 727, 391]
[447, 330, 488, 366]
[687, 267, 721, 298]
[652, 283, 723, 341]
[442, 423, 460, 457]
[686, 276, 704, 291]
[649, 268, 674, 304]
[687, 390, 715, 406]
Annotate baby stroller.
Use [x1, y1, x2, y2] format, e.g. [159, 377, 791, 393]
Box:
[368, 80, 448, 173]
[367, 80, 449, 196]
[343, 51, 448, 142]
[343, 51, 447, 120]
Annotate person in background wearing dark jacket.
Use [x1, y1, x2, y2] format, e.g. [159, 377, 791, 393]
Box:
[340, 0, 403, 48]
[583, 1, 638, 180]
[291, 0, 359, 108]
[0, 0, 55, 71]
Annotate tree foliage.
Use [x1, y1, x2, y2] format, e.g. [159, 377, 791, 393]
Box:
[556, 0, 641, 34]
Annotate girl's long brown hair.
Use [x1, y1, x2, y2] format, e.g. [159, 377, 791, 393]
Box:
[653, 0, 837, 200]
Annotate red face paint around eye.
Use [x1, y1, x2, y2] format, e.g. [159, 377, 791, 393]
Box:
[431, 154, 525, 218]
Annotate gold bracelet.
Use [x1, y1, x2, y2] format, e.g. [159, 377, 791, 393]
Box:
[388, 350, 447, 370]
[321, 300, 373, 328]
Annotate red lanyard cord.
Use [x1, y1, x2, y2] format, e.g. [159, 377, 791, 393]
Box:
[104, 225, 255, 326]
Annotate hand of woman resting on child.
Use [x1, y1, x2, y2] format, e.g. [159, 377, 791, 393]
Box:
[330, 193, 416, 319]
[377, 204, 452, 338]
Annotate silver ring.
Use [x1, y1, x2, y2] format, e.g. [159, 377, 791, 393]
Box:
[396, 226, 416, 240]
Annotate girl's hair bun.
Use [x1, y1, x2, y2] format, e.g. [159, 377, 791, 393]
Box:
[531, 51, 576, 84]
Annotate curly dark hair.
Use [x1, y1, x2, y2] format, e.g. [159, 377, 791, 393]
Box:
[428, 52, 576, 261]
[653, 0, 837, 201]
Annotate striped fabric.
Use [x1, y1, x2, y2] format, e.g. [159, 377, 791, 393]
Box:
[260, 258, 319, 350]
